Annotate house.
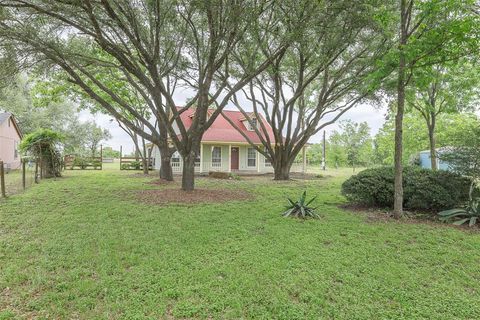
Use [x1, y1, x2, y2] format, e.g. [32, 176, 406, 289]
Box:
[418, 148, 452, 171]
[0, 112, 23, 170]
[151, 108, 307, 174]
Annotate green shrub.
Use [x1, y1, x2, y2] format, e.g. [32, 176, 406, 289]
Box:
[438, 197, 479, 227]
[228, 173, 241, 180]
[283, 191, 319, 219]
[73, 157, 88, 169]
[341, 167, 472, 211]
[92, 161, 102, 169]
[130, 161, 141, 170]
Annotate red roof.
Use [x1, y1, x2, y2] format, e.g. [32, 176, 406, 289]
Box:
[177, 108, 276, 144]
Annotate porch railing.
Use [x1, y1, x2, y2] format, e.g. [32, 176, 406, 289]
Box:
[171, 161, 230, 173]
[169, 160, 305, 174]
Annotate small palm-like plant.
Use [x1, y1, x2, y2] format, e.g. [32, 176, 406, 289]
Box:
[438, 198, 480, 227]
[282, 191, 319, 219]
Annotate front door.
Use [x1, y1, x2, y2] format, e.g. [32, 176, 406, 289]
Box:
[231, 147, 239, 170]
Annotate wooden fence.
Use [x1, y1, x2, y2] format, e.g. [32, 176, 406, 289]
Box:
[119, 146, 154, 170]
[64, 146, 103, 170]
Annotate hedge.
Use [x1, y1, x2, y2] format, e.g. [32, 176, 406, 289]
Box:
[341, 166, 472, 211]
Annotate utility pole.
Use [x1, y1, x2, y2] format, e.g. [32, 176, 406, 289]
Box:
[321, 131, 326, 171]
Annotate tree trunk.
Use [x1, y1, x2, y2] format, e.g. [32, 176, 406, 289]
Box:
[273, 152, 292, 180]
[159, 154, 173, 181]
[141, 137, 149, 175]
[182, 152, 196, 191]
[142, 158, 149, 175]
[428, 115, 437, 170]
[274, 164, 291, 180]
[393, 0, 408, 219]
[393, 78, 405, 218]
[156, 142, 173, 181]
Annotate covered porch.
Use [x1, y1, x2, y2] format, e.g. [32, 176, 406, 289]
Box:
[170, 143, 271, 174]
[169, 143, 306, 174]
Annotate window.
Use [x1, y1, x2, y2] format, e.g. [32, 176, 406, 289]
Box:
[247, 148, 256, 167]
[245, 118, 257, 131]
[14, 141, 18, 159]
[212, 147, 221, 167]
[264, 150, 272, 167]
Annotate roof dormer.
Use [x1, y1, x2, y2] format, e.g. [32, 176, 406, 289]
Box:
[240, 116, 258, 131]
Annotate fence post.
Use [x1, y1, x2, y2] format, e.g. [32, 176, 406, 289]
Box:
[120, 146, 122, 170]
[100, 144, 103, 170]
[35, 158, 39, 183]
[22, 159, 26, 190]
[0, 161, 6, 198]
[39, 158, 43, 180]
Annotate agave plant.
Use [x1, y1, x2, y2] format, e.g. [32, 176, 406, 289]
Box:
[438, 197, 480, 227]
[282, 191, 319, 219]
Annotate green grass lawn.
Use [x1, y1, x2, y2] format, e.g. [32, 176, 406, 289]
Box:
[1, 167, 480, 319]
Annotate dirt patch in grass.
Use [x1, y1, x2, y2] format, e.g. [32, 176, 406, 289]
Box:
[340, 203, 480, 232]
[128, 173, 156, 178]
[289, 172, 329, 180]
[146, 179, 176, 186]
[135, 188, 252, 205]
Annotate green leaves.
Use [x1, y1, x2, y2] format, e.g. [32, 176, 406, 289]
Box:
[282, 191, 319, 219]
[437, 197, 480, 227]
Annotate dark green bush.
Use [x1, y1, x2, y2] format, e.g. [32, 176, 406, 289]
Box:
[130, 161, 141, 170]
[341, 167, 472, 211]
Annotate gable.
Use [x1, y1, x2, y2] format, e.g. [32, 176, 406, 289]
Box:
[0, 113, 23, 139]
[176, 107, 275, 144]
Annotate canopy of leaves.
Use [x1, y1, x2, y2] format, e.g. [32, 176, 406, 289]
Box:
[20, 128, 63, 177]
[19, 128, 63, 154]
[374, 112, 480, 165]
[440, 121, 480, 180]
[329, 120, 374, 168]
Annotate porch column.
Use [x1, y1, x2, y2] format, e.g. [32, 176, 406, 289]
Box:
[199, 143, 203, 173]
[256, 147, 260, 173]
[228, 144, 231, 172]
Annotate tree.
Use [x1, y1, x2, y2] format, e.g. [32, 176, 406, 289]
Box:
[374, 112, 480, 165]
[329, 120, 373, 171]
[0, 74, 112, 156]
[38, 63, 172, 178]
[305, 144, 323, 165]
[0, 0, 291, 191]
[102, 146, 120, 159]
[82, 121, 111, 157]
[406, 61, 480, 170]
[388, 0, 479, 218]
[224, 0, 389, 180]
[440, 118, 480, 197]
[0, 75, 76, 135]
[441, 123, 480, 178]
[19, 128, 63, 178]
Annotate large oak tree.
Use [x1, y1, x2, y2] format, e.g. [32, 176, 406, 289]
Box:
[223, 0, 389, 179]
[0, 0, 293, 190]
